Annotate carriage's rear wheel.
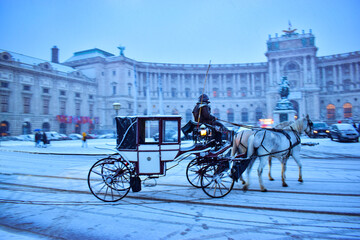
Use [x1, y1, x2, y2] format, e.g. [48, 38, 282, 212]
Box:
[200, 162, 234, 198]
[88, 157, 131, 202]
[186, 157, 208, 188]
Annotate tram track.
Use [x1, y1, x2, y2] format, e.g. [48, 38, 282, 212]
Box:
[0, 180, 359, 217]
[1, 171, 360, 197]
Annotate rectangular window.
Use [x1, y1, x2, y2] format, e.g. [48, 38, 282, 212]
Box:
[60, 90, 66, 96]
[60, 100, 66, 115]
[75, 92, 80, 98]
[43, 88, 49, 94]
[23, 97, 30, 113]
[1, 95, 9, 112]
[43, 99, 49, 115]
[75, 102, 81, 116]
[89, 104, 93, 118]
[89, 94, 93, 99]
[1, 81, 9, 88]
[139, 120, 159, 144]
[163, 120, 178, 143]
[112, 86, 116, 95]
[23, 85, 31, 91]
[113, 70, 116, 76]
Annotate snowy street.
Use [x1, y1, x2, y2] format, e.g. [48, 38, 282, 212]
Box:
[0, 138, 360, 240]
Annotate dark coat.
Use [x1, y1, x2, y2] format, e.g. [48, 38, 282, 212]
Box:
[192, 103, 216, 124]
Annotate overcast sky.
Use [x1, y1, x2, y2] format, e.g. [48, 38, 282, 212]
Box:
[0, 0, 359, 64]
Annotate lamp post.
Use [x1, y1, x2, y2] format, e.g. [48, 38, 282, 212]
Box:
[112, 103, 121, 116]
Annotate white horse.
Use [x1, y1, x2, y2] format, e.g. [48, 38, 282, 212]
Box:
[244, 115, 313, 192]
[231, 121, 294, 183]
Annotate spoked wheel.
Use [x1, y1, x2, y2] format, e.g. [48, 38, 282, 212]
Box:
[186, 157, 208, 188]
[201, 161, 235, 198]
[88, 157, 131, 202]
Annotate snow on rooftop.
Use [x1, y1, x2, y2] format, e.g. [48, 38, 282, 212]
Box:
[65, 48, 114, 62]
[0, 48, 76, 73]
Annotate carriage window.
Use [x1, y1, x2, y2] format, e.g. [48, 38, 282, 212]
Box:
[163, 120, 178, 143]
[140, 120, 159, 144]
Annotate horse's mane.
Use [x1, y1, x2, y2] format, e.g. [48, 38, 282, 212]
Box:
[285, 117, 306, 133]
[274, 121, 293, 129]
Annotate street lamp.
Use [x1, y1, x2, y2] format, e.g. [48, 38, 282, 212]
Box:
[112, 103, 121, 116]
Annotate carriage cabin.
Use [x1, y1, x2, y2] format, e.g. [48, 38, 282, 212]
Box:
[115, 115, 182, 176]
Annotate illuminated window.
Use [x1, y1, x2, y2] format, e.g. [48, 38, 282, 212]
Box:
[213, 88, 218, 98]
[326, 104, 335, 120]
[227, 88, 232, 97]
[343, 103, 352, 118]
[43, 99, 49, 115]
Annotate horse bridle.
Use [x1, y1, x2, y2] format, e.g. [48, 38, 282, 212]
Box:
[304, 116, 313, 137]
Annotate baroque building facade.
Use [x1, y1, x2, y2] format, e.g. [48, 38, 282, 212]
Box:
[1, 28, 360, 135]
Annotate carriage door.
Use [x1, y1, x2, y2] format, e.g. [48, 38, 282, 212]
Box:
[138, 120, 160, 174]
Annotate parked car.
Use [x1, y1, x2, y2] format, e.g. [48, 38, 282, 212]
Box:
[45, 131, 62, 141]
[309, 122, 330, 138]
[15, 134, 35, 141]
[59, 134, 71, 140]
[68, 133, 82, 140]
[329, 123, 359, 142]
[98, 133, 116, 139]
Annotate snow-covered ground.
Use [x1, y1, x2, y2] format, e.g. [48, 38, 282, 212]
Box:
[0, 137, 359, 239]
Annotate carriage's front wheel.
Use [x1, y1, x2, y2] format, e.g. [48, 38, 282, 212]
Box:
[200, 162, 235, 198]
[88, 157, 131, 202]
[186, 157, 207, 188]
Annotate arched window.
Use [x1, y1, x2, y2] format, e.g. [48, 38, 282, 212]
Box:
[22, 121, 31, 134]
[285, 62, 300, 71]
[326, 104, 336, 120]
[343, 103, 352, 118]
[185, 109, 192, 122]
[0, 121, 10, 136]
[241, 108, 248, 122]
[59, 123, 66, 134]
[75, 124, 81, 134]
[227, 108, 234, 122]
[42, 122, 50, 132]
[213, 108, 220, 119]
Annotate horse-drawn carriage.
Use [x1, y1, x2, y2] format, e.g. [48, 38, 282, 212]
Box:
[88, 115, 313, 202]
[87, 115, 252, 202]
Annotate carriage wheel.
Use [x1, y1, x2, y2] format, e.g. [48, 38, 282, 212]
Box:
[200, 162, 235, 198]
[88, 157, 131, 202]
[186, 158, 208, 188]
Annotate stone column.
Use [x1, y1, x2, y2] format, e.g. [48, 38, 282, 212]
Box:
[261, 72, 265, 96]
[303, 56, 308, 85]
[233, 74, 237, 97]
[338, 65, 343, 91]
[333, 65, 337, 90]
[311, 56, 316, 84]
[220, 74, 225, 97]
[355, 62, 360, 88]
[269, 60, 274, 86]
[247, 73, 251, 96]
[322, 67, 326, 91]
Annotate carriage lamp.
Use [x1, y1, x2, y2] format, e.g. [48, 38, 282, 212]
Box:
[326, 130, 330, 133]
[112, 102, 121, 116]
[200, 124, 207, 136]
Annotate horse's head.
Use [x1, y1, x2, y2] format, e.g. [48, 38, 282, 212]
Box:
[303, 114, 313, 137]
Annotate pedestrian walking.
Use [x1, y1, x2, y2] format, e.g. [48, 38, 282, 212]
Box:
[42, 132, 48, 148]
[82, 132, 88, 148]
[35, 131, 41, 147]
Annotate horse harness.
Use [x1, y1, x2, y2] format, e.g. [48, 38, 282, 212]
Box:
[254, 127, 301, 158]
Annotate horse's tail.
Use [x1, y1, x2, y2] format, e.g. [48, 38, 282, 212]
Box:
[246, 133, 255, 159]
